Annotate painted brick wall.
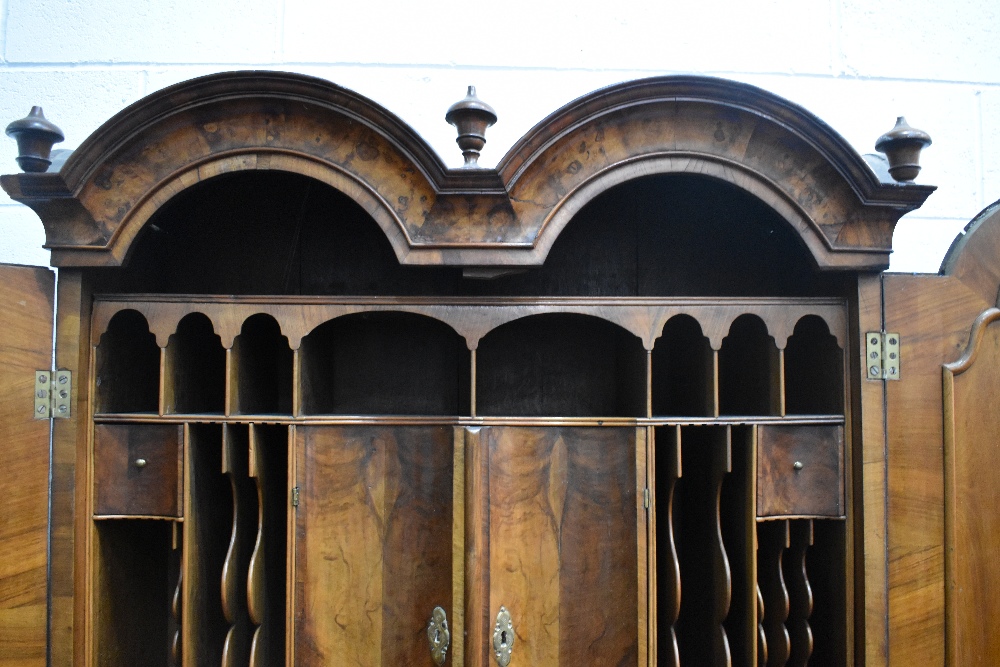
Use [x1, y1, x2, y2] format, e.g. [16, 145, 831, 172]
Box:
[1, 0, 997, 270]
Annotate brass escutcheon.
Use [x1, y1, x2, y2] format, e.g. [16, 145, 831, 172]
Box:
[427, 606, 450, 666]
[493, 606, 514, 667]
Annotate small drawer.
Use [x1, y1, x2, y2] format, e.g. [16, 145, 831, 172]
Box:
[757, 424, 844, 518]
[94, 423, 183, 517]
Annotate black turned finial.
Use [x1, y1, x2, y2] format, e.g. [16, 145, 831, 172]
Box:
[445, 86, 497, 168]
[5, 106, 65, 173]
[875, 116, 932, 183]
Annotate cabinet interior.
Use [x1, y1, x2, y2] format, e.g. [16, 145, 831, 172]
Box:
[87, 170, 852, 666]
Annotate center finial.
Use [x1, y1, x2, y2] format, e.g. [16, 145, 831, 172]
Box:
[445, 86, 497, 168]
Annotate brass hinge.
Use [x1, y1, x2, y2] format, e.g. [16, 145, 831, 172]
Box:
[34, 370, 72, 419]
[865, 332, 900, 381]
[291, 486, 300, 507]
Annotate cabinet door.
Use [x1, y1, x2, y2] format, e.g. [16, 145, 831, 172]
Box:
[883, 243, 1000, 664]
[468, 426, 643, 666]
[0, 264, 54, 667]
[884, 272, 1000, 666]
[293, 425, 455, 666]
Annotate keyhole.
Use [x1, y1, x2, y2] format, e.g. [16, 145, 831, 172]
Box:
[501, 630, 508, 645]
[434, 628, 440, 644]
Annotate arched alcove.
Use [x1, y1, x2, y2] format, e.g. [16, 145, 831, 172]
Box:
[299, 311, 469, 415]
[96, 169, 847, 299]
[94, 309, 160, 414]
[94, 170, 463, 296]
[477, 313, 646, 416]
[467, 173, 847, 297]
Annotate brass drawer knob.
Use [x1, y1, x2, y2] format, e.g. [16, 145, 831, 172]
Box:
[135, 458, 147, 468]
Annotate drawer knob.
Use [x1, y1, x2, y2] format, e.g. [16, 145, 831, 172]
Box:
[793, 461, 804, 471]
[135, 458, 147, 468]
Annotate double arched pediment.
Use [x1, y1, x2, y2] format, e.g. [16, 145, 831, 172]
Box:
[2, 71, 934, 269]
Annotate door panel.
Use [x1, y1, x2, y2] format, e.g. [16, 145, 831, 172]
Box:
[0, 264, 54, 667]
[294, 425, 454, 667]
[943, 309, 1000, 665]
[484, 426, 639, 665]
[882, 273, 987, 665]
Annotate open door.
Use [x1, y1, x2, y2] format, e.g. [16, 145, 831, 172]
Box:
[882, 200, 1000, 666]
[0, 263, 55, 666]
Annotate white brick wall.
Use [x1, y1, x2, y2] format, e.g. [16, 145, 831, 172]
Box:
[2, 0, 998, 272]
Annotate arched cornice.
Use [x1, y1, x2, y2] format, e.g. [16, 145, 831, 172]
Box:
[1, 72, 935, 270]
[499, 76, 934, 270]
[940, 199, 1000, 306]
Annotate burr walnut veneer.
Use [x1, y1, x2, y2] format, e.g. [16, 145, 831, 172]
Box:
[1, 72, 999, 666]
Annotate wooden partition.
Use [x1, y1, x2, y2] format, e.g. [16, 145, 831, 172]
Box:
[87, 295, 848, 666]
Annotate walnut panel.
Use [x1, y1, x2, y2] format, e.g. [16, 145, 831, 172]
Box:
[757, 425, 843, 519]
[944, 310, 1000, 665]
[94, 423, 182, 517]
[883, 274, 987, 664]
[0, 264, 54, 666]
[485, 426, 639, 665]
[3, 73, 931, 270]
[294, 425, 453, 667]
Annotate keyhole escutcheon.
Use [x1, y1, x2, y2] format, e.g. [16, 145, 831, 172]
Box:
[493, 606, 514, 667]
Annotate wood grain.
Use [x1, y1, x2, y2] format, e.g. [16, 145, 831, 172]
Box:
[785, 520, 814, 667]
[940, 200, 1000, 307]
[182, 424, 229, 667]
[294, 425, 453, 667]
[450, 427, 465, 667]
[758, 520, 791, 667]
[636, 427, 649, 667]
[722, 426, 756, 666]
[943, 308, 1000, 665]
[464, 427, 489, 667]
[674, 426, 732, 666]
[1, 74, 929, 270]
[91, 296, 848, 366]
[54, 270, 93, 667]
[0, 72, 959, 667]
[654, 426, 682, 667]
[854, 273, 886, 666]
[756, 425, 844, 519]
[93, 424, 182, 517]
[220, 425, 253, 667]
[247, 424, 287, 667]
[0, 264, 54, 667]
[485, 426, 639, 665]
[883, 274, 986, 665]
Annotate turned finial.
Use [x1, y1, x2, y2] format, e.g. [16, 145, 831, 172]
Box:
[445, 86, 497, 168]
[875, 116, 932, 183]
[5, 106, 65, 173]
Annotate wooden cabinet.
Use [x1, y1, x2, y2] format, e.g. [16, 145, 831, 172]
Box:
[1, 71, 999, 666]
